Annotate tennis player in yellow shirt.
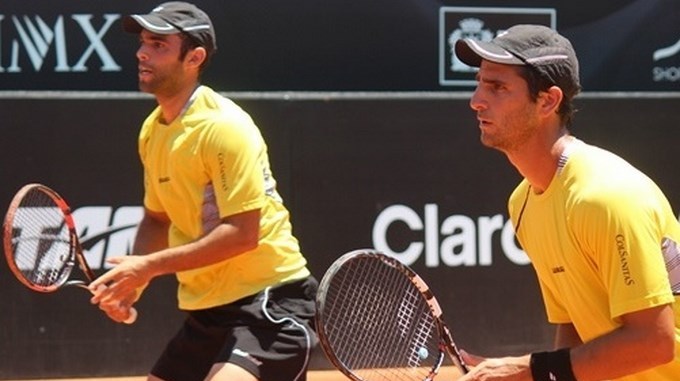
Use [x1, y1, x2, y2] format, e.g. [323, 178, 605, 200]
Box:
[454, 25, 680, 381]
[89, 3, 317, 381]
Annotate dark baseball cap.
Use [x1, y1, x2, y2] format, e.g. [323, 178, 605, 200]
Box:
[123, 2, 217, 55]
[455, 24, 580, 97]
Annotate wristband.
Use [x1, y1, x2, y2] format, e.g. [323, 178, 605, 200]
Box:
[530, 348, 576, 381]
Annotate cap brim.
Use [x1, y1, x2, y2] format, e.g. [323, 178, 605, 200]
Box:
[123, 14, 180, 34]
[455, 39, 524, 67]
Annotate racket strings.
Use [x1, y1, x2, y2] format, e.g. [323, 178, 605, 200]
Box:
[320, 256, 441, 381]
[9, 188, 74, 288]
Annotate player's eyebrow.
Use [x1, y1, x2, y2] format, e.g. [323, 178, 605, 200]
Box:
[475, 73, 505, 87]
[144, 35, 167, 42]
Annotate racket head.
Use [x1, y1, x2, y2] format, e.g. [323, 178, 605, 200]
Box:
[316, 249, 457, 381]
[3, 183, 81, 292]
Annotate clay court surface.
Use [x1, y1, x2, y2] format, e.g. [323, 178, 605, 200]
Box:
[6, 366, 463, 381]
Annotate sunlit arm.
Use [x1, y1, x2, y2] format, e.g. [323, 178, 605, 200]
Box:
[554, 323, 582, 349]
[142, 208, 260, 277]
[570, 304, 675, 381]
[89, 208, 260, 306]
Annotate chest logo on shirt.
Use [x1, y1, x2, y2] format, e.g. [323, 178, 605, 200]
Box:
[158, 176, 171, 184]
[616, 234, 636, 286]
[551, 266, 565, 274]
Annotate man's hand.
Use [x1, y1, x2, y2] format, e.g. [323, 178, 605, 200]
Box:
[89, 255, 152, 323]
[89, 256, 153, 302]
[90, 284, 139, 324]
[457, 350, 532, 381]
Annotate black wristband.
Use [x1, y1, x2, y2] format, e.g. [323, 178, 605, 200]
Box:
[530, 348, 577, 381]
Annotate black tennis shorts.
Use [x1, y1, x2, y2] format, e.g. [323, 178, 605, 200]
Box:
[150, 276, 318, 381]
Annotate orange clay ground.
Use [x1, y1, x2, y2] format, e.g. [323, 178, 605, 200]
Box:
[6, 366, 464, 381]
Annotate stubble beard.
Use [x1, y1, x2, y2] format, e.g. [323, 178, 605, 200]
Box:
[480, 113, 538, 154]
[480, 103, 540, 154]
[139, 71, 183, 98]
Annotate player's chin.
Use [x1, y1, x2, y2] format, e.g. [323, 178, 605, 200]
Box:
[138, 76, 158, 92]
[479, 133, 495, 148]
[138, 81, 152, 93]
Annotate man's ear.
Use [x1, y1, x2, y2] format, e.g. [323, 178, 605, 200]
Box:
[538, 85, 564, 117]
[186, 46, 207, 68]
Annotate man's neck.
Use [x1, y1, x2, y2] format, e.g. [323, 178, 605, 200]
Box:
[507, 129, 573, 194]
[156, 83, 200, 124]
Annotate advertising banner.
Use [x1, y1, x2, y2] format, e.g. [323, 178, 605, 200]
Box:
[1, 93, 679, 378]
[0, 0, 677, 92]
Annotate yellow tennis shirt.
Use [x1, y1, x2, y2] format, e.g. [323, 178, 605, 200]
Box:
[510, 140, 680, 380]
[138, 86, 310, 310]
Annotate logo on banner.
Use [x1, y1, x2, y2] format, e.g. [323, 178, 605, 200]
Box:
[447, 18, 494, 74]
[72, 206, 143, 270]
[372, 203, 529, 268]
[652, 37, 680, 82]
[439, 6, 556, 87]
[0, 13, 122, 73]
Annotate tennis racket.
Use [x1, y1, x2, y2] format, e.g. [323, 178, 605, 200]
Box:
[315, 249, 468, 381]
[3, 183, 137, 324]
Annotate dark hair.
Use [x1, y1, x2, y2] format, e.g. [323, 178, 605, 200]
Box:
[518, 65, 578, 127]
[178, 33, 212, 73]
